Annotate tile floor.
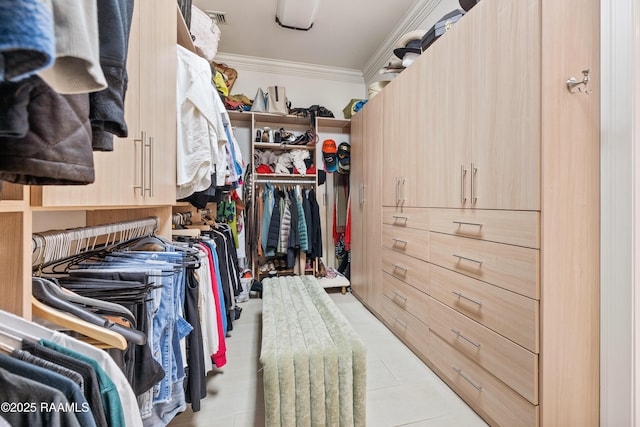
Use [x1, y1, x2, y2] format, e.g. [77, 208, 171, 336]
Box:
[168, 290, 487, 427]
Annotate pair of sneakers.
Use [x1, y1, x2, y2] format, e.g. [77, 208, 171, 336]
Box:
[291, 128, 317, 146]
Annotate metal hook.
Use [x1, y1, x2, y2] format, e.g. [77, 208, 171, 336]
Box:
[567, 69, 592, 94]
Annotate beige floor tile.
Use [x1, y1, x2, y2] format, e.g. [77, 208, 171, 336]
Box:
[169, 291, 486, 427]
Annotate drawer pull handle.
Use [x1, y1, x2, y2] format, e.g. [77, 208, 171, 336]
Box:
[392, 264, 408, 273]
[392, 215, 408, 222]
[453, 254, 483, 266]
[393, 317, 407, 330]
[392, 238, 408, 245]
[452, 367, 483, 392]
[452, 291, 483, 306]
[451, 328, 481, 349]
[393, 290, 408, 302]
[452, 221, 483, 228]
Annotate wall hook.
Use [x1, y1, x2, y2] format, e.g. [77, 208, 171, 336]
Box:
[566, 69, 592, 94]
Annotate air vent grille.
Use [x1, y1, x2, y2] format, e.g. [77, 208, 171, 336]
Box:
[206, 10, 227, 24]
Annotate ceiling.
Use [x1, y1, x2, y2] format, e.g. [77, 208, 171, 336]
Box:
[192, 0, 418, 72]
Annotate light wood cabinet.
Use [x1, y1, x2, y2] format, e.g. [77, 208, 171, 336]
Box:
[355, 0, 599, 424]
[350, 93, 383, 313]
[31, 0, 177, 208]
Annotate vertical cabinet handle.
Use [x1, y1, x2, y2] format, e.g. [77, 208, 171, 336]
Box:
[399, 177, 406, 205]
[460, 165, 467, 204]
[361, 184, 366, 205]
[133, 131, 146, 196]
[471, 163, 477, 203]
[395, 177, 400, 206]
[145, 136, 154, 197]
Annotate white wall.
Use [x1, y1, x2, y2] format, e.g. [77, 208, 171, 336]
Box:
[215, 53, 366, 120]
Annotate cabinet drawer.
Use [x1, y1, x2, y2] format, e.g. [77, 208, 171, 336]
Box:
[430, 209, 539, 248]
[382, 207, 429, 231]
[429, 297, 538, 404]
[429, 332, 538, 427]
[382, 224, 429, 261]
[430, 264, 538, 352]
[381, 247, 430, 294]
[381, 272, 429, 326]
[381, 294, 429, 359]
[430, 233, 539, 299]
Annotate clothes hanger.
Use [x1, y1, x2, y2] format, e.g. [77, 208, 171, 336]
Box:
[31, 296, 128, 350]
[45, 278, 138, 327]
[0, 328, 20, 354]
[32, 278, 146, 346]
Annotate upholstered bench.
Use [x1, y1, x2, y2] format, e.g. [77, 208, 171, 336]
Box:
[260, 275, 366, 427]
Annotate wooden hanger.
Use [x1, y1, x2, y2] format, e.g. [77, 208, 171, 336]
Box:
[31, 297, 127, 350]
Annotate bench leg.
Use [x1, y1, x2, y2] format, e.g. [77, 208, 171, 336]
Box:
[341, 286, 346, 295]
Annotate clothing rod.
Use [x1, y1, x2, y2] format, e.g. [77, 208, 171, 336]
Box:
[254, 179, 316, 184]
[32, 217, 159, 268]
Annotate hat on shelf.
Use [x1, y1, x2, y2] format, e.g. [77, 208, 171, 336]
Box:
[322, 139, 338, 173]
[393, 30, 425, 60]
[459, 0, 481, 12]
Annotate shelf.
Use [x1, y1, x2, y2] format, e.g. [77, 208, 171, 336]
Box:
[227, 110, 253, 125]
[254, 142, 315, 151]
[317, 117, 351, 132]
[254, 113, 313, 127]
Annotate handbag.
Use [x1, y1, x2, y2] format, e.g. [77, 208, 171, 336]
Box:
[251, 88, 265, 112]
[266, 86, 289, 115]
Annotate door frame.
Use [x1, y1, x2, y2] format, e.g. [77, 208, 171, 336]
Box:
[600, 0, 639, 425]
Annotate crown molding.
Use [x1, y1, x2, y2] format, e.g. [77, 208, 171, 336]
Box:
[362, 0, 442, 84]
[214, 52, 365, 84]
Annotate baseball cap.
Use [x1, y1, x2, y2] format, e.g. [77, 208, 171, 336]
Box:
[337, 142, 350, 174]
[322, 139, 338, 172]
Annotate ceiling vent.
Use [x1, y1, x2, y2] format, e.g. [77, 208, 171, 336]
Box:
[206, 10, 227, 25]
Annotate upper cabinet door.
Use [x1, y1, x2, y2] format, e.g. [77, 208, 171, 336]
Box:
[137, 0, 177, 205]
[382, 63, 431, 208]
[467, 0, 540, 210]
[32, 0, 176, 208]
[424, 21, 472, 209]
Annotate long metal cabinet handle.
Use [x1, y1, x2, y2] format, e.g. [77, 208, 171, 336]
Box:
[362, 184, 366, 205]
[133, 131, 146, 196]
[144, 136, 154, 197]
[393, 317, 407, 330]
[460, 165, 467, 204]
[399, 177, 406, 205]
[393, 264, 408, 272]
[452, 367, 483, 391]
[393, 290, 408, 302]
[452, 221, 483, 228]
[452, 290, 483, 306]
[395, 177, 400, 206]
[392, 238, 408, 245]
[451, 328, 481, 348]
[471, 163, 477, 203]
[453, 254, 483, 265]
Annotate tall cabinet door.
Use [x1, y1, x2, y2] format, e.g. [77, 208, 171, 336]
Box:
[424, 25, 471, 208]
[350, 109, 366, 302]
[351, 92, 383, 312]
[468, 0, 540, 211]
[362, 92, 384, 313]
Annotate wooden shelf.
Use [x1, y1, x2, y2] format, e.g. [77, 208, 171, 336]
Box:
[317, 117, 351, 132]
